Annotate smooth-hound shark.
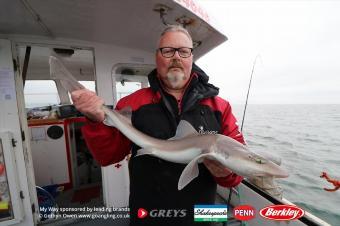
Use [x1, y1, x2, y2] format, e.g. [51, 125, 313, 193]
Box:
[49, 56, 289, 190]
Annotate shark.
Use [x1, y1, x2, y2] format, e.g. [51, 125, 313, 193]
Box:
[49, 56, 289, 190]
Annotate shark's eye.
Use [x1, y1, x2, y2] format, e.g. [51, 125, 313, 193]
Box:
[249, 154, 267, 164]
[255, 157, 266, 164]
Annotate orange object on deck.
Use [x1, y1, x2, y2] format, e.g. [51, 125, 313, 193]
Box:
[320, 171, 340, 192]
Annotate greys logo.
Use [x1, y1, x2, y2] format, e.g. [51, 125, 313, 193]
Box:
[139, 208, 187, 218]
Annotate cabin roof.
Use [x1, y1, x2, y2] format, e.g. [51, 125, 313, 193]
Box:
[1, 0, 227, 59]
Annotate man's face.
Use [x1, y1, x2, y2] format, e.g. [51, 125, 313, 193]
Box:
[156, 31, 193, 90]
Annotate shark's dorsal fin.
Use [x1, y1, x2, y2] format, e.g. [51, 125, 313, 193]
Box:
[169, 120, 198, 141]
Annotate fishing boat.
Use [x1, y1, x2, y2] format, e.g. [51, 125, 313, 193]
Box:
[0, 0, 331, 225]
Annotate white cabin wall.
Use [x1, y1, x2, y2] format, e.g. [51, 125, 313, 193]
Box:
[5, 35, 155, 208]
[0, 39, 35, 226]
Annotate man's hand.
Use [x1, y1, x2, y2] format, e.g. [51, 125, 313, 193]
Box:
[203, 159, 232, 178]
[71, 89, 105, 122]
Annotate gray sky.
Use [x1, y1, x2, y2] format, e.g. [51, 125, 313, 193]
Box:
[196, 0, 340, 104]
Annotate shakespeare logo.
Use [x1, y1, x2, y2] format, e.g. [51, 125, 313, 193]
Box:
[194, 205, 228, 222]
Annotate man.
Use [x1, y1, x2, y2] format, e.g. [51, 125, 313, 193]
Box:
[72, 25, 244, 226]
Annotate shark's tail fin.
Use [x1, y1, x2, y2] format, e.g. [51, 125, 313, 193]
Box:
[49, 56, 85, 92]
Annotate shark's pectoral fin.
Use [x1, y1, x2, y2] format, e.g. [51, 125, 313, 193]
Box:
[178, 153, 214, 190]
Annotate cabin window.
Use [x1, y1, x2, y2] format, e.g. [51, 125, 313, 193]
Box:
[112, 64, 154, 101]
[116, 82, 142, 100]
[24, 80, 60, 108]
[79, 81, 96, 92]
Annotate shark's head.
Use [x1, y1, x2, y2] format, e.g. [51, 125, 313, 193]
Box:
[212, 135, 289, 178]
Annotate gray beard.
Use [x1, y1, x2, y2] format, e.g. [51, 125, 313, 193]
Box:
[166, 71, 187, 89]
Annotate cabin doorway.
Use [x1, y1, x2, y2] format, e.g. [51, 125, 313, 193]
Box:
[16, 44, 103, 223]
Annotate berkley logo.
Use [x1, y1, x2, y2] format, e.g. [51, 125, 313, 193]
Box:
[259, 205, 305, 221]
[233, 205, 255, 221]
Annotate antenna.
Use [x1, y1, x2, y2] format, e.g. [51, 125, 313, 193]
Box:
[240, 55, 261, 132]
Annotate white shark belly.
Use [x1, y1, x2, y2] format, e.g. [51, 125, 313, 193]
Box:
[154, 147, 203, 164]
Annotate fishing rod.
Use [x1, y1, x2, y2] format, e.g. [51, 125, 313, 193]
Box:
[240, 55, 261, 132]
[225, 55, 261, 226]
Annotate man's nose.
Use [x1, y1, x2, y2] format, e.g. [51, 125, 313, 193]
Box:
[172, 50, 181, 59]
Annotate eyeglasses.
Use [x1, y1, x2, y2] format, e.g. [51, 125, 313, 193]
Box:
[158, 47, 193, 58]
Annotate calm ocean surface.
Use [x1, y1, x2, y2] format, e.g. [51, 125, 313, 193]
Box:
[232, 104, 340, 225]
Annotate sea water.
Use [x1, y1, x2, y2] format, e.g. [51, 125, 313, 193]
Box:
[232, 104, 340, 225]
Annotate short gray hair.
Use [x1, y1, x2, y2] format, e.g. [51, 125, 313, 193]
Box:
[159, 25, 193, 46]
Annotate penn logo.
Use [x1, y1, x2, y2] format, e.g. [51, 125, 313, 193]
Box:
[138, 208, 148, 219]
[233, 205, 255, 221]
[259, 205, 305, 221]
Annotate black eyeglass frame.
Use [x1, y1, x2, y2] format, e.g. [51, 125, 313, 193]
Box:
[158, 47, 193, 58]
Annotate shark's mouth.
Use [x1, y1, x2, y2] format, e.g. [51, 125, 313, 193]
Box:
[251, 172, 270, 177]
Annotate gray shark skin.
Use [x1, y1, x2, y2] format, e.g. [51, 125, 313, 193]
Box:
[102, 108, 289, 190]
[49, 56, 289, 190]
